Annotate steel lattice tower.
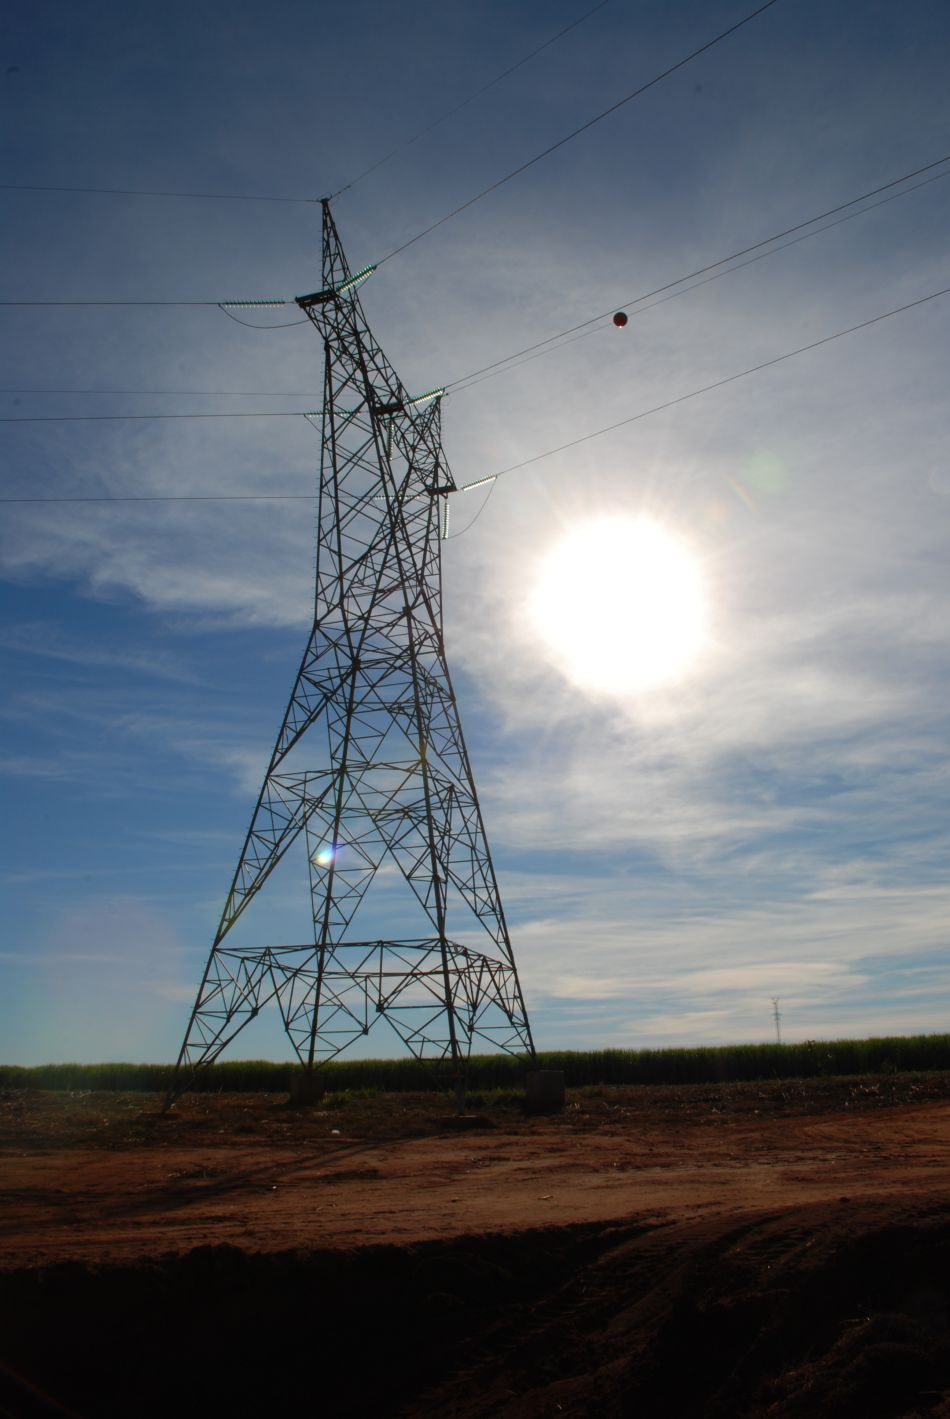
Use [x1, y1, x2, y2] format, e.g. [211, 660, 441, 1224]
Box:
[170, 201, 534, 1099]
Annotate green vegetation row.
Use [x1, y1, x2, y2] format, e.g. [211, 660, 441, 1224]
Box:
[3, 1033, 950, 1094]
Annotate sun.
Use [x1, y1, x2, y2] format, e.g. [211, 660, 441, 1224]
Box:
[530, 516, 707, 695]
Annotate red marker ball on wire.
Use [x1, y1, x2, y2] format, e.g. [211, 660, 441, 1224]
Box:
[612, 311, 628, 328]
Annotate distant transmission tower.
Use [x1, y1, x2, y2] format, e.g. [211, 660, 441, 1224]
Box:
[170, 201, 534, 1100]
[771, 997, 782, 1046]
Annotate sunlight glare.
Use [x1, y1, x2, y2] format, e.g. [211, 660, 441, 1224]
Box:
[530, 516, 707, 694]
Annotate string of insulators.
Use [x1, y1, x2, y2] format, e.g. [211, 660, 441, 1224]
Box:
[336, 265, 377, 296]
[219, 299, 288, 309]
[407, 387, 445, 407]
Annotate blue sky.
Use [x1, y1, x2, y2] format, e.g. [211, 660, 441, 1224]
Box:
[2, 0, 949, 1064]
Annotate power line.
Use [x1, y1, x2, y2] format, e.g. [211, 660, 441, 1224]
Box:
[458, 282, 950, 489]
[7, 152, 943, 326]
[449, 164, 950, 396]
[330, 0, 610, 200]
[0, 299, 292, 310]
[445, 153, 950, 392]
[444, 478, 498, 539]
[0, 388, 318, 396]
[375, 0, 782, 265]
[0, 299, 306, 329]
[5, 282, 947, 500]
[0, 182, 318, 204]
[217, 307, 308, 329]
[3, 493, 315, 503]
[0, 3, 610, 214]
[0, 296, 309, 328]
[0, 411, 306, 424]
[0, 300, 218, 307]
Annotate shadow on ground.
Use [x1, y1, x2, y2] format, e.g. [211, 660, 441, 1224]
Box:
[4, 1196, 950, 1417]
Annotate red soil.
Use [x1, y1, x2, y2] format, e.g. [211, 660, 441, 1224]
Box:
[3, 1076, 950, 1416]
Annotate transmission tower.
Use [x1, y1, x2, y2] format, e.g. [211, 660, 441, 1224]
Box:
[170, 201, 534, 1101]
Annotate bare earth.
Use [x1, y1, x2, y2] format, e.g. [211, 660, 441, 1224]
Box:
[3, 1076, 950, 1417]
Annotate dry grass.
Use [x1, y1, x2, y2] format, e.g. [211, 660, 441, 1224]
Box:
[5, 1069, 950, 1154]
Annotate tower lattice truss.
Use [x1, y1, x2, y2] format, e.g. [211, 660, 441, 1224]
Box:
[174, 203, 534, 1090]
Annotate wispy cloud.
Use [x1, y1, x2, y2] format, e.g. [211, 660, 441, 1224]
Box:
[0, 621, 199, 682]
[0, 754, 70, 778]
[2, 0, 949, 1061]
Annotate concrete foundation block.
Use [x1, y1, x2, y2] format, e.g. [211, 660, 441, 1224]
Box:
[524, 1069, 566, 1114]
[288, 1072, 326, 1106]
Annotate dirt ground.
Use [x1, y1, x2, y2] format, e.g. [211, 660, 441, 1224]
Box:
[4, 1074, 950, 1417]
